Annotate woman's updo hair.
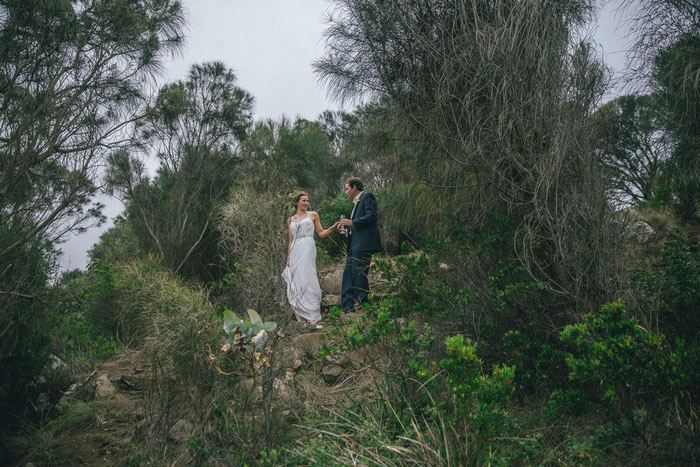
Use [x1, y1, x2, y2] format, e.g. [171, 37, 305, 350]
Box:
[292, 191, 309, 207]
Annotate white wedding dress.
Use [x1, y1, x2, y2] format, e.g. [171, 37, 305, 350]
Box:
[282, 216, 322, 323]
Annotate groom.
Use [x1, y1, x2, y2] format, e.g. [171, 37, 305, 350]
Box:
[338, 177, 382, 313]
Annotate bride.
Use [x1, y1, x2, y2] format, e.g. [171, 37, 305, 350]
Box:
[282, 192, 338, 325]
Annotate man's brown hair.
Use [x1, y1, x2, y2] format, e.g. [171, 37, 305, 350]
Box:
[345, 177, 363, 192]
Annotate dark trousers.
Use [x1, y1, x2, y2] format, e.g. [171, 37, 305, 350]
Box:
[341, 248, 372, 312]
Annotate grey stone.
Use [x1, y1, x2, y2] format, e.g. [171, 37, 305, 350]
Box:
[322, 293, 341, 308]
[324, 355, 348, 366]
[49, 354, 67, 371]
[235, 378, 262, 400]
[322, 364, 344, 384]
[169, 419, 193, 443]
[293, 332, 327, 357]
[319, 269, 343, 294]
[273, 379, 293, 399]
[95, 374, 117, 399]
[629, 221, 655, 243]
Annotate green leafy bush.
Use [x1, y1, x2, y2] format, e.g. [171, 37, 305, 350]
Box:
[314, 192, 353, 258]
[0, 227, 54, 432]
[561, 301, 699, 425]
[633, 235, 700, 341]
[49, 275, 117, 367]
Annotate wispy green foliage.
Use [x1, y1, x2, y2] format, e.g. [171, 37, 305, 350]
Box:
[106, 62, 254, 281]
[241, 117, 343, 200]
[0, 0, 185, 433]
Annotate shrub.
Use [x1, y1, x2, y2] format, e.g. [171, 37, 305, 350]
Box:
[560, 301, 699, 431]
[48, 274, 117, 370]
[632, 235, 700, 341]
[217, 185, 289, 318]
[0, 227, 54, 436]
[314, 191, 353, 258]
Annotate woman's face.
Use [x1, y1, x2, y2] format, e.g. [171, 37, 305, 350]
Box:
[297, 196, 310, 211]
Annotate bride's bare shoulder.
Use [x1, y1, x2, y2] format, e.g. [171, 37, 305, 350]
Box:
[309, 211, 319, 219]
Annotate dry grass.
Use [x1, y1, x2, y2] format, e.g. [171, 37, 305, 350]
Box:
[217, 184, 291, 323]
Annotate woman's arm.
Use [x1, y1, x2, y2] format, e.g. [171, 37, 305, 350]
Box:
[286, 217, 293, 266]
[311, 212, 338, 239]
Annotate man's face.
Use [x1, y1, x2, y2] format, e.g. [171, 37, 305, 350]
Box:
[344, 183, 358, 199]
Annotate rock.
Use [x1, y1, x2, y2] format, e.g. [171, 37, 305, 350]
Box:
[36, 354, 68, 384]
[342, 311, 364, 324]
[319, 269, 343, 294]
[293, 332, 327, 358]
[321, 294, 341, 308]
[94, 374, 117, 399]
[324, 355, 348, 367]
[235, 378, 262, 400]
[273, 379, 293, 399]
[169, 419, 193, 443]
[439, 262, 450, 270]
[293, 359, 304, 371]
[629, 221, 654, 243]
[49, 354, 67, 371]
[115, 375, 143, 391]
[322, 364, 344, 384]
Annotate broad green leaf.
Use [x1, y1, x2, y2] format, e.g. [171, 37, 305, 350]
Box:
[223, 309, 244, 335]
[247, 308, 263, 324]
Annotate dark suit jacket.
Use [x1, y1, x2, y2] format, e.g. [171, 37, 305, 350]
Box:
[350, 192, 382, 254]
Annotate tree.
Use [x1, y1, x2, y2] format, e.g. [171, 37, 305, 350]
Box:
[106, 62, 254, 280]
[241, 116, 342, 200]
[0, 0, 185, 256]
[593, 94, 672, 206]
[0, 0, 185, 430]
[623, 0, 700, 81]
[652, 34, 700, 218]
[315, 0, 614, 308]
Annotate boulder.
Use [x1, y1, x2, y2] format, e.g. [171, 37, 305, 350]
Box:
[169, 419, 193, 443]
[94, 374, 117, 399]
[273, 378, 293, 399]
[322, 364, 344, 384]
[319, 269, 343, 294]
[322, 294, 341, 308]
[293, 332, 327, 358]
[629, 221, 655, 243]
[235, 378, 262, 401]
[342, 311, 364, 324]
[324, 355, 348, 367]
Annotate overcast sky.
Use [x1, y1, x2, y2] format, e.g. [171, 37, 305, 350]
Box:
[58, 0, 631, 272]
